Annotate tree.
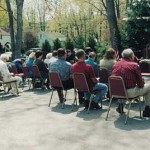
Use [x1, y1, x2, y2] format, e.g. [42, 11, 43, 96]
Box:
[87, 36, 96, 51]
[24, 31, 39, 50]
[65, 37, 74, 51]
[5, 0, 24, 59]
[53, 38, 61, 50]
[105, 0, 122, 55]
[42, 40, 51, 53]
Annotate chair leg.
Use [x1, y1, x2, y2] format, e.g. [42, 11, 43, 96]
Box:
[138, 98, 142, 118]
[87, 94, 94, 114]
[48, 89, 54, 107]
[62, 90, 67, 109]
[105, 98, 113, 120]
[72, 90, 77, 111]
[125, 101, 132, 124]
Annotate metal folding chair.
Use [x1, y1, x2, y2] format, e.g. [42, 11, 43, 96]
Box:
[105, 76, 141, 124]
[72, 73, 102, 113]
[22, 66, 32, 90]
[0, 75, 19, 97]
[32, 65, 46, 89]
[48, 72, 70, 109]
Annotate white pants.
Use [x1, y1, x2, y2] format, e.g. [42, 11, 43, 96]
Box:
[127, 83, 150, 106]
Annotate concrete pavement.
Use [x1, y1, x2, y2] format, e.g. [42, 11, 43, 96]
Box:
[0, 86, 150, 150]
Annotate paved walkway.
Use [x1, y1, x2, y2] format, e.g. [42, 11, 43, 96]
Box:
[0, 86, 150, 150]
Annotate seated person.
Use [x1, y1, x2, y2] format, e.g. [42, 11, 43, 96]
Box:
[26, 52, 35, 78]
[66, 50, 75, 64]
[72, 49, 108, 109]
[85, 52, 99, 77]
[111, 49, 150, 117]
[12, 58, 26, 73]
[49, 48, 84, 104]
[44, 53, 52, 66]
[0, 54, 22, 96]
[33, 50, 50, 89]
[99, 48, 116, 75]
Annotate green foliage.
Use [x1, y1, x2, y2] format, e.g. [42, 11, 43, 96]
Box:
[53, 38, 61, 50]
[121, 0, 150, 58]
[74, 36, 84, 49]
[24, 31, 39, 51]
[65, 38, 74, 51]
[42, 40, 51, 53]
[87, 36, 96, 51]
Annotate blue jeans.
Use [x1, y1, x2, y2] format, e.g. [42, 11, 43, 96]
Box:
[84, 83, 108, 103]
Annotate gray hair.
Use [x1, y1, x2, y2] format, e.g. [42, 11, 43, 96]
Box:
[121, 49, 134, 59]
[0, 54, 9, 61]
[46, 53, 52, 59]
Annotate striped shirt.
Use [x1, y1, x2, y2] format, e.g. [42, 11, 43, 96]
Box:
[111, 58, 144, 89]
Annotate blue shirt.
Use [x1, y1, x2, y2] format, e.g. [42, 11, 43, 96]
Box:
[85, 58, 99, 77]
[49, 58, 72, 81]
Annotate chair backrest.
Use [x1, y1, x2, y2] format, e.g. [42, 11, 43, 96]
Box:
[49, 72, 63, 89]
[22, 66, 30, 78]
[73, 73, 90, 93]
[99, 68, 109, 83]
[11, 65, 18, 74]
[108, 76, 127, 99]
[139, 61, 150, 73]
[32, 65, 42, 78]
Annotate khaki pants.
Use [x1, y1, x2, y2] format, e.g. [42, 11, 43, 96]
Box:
[127, 83, 150, 106]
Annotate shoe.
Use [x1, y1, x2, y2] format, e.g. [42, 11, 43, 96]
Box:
[91, 101, 102, 110]
[116, 103, 124, 114]
[143, 106, 150, 117]
[59, 98, 66, 103]
[9, 89, 18, 96]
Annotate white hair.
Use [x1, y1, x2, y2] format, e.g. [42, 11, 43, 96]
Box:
[0, 53, 9, 61]
[121, 48, 134, 59]
[46, 53, 52, 59]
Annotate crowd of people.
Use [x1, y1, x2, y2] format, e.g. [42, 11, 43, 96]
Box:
[0, 47, 150, 117]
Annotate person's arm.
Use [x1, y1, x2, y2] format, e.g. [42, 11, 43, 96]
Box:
[88, 66, 98, 84]
[135, 65, 144, 88]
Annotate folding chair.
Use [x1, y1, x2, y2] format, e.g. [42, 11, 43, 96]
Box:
[72, 73, 102, 113]
[22, 66, 32, 90]
[48, 72, 70, 109]
[32, 65, 46, 89]
[105, 76, 141, 124]
[0, 74, 19, 97]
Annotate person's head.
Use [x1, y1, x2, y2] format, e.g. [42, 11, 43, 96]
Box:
[52, 50, 58, 57]
[121, 48, 135, 60]
[21, 58, 26, 64]
[76, 49, 85, 61]
[29, 52, 35, 59]
[57, 48, 67, 59]
[0, 54, 9, 62]
[88, 52, 96, 61]
[35, 50, 43, 59]
[46, 53, 52, 59]
[104, 48, 116, 60]
[66, 49, 71, 56]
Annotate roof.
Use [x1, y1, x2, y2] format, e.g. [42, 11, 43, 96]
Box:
[0, 28, 10, 36]
[40, 31, 66, 41]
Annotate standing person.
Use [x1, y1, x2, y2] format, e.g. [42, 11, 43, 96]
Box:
[72, 49, 108, 109]
[33, 50, 50, 89]
[111, 49, 150, 117]
[85, 52, 99, 77]
[100, 48, 116, 75]
[0, 54, 22, 96]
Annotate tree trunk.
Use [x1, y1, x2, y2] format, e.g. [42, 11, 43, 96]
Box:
[15, 0, 24, 58]
[106, 0, 122, 55]
[5, 0, 16, 60]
